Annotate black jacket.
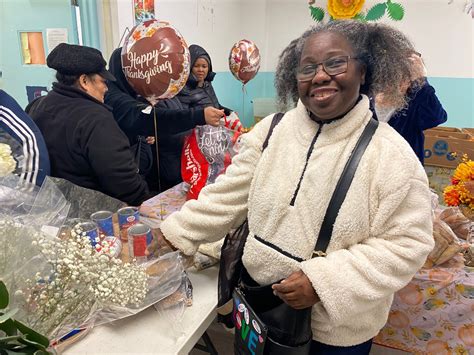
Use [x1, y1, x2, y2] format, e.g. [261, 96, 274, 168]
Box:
[26, 83, 150, 206]
[105, 48, 208, 190]
[177, 45, 231, 115]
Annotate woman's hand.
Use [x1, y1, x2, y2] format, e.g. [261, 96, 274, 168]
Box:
[409, 53, 427, 81]
[145, 229, 194, 268]
[204, 107, 225, 126]
[146, 228, 177, 256]
[272, 270, 320, 309]
[145, 136, 155, 144]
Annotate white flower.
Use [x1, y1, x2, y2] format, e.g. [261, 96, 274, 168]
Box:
[0, 143, 16, 177]
[3, 220, 150, 340]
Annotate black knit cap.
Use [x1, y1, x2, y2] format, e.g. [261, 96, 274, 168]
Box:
[47, 43, 115, 81]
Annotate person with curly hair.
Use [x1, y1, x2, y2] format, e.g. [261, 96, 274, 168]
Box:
[151, 21, 434, 354]
[373, 52, 447, 164]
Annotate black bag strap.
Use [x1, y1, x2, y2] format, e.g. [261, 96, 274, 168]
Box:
[262, 113, 284, 151]
[313, 118, 379, 257]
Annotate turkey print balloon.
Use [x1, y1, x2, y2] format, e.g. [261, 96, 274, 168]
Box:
[121, 19, 190, 105]
[229, 39, 261, 84]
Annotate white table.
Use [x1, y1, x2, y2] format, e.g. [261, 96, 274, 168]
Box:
[64, 267, 219, 355]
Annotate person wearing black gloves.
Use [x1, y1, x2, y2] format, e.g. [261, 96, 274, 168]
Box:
[105, 47, 223, 192]
[26, 43, 150, 206]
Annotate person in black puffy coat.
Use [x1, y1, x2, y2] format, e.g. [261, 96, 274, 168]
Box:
[178, 44, 232, 115]
[105, 47, 224, 192]
[26, 43, 151, 206]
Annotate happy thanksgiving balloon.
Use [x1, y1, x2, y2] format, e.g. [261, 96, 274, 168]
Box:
[121, 19, 190, 105]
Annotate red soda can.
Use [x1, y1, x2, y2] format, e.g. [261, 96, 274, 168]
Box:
[127, 223, 153, 264]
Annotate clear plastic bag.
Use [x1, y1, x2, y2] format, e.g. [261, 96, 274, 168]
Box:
[439, 207, 472, 240]
[93, 251, 185, 327]
[0, 174, 186, 344]
[153, 265, 193, 341]
[426, 217, 467, 268]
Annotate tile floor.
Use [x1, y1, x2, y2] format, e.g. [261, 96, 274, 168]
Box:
[189, 319, 410, 355]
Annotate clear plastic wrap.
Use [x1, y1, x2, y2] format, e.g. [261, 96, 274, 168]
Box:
[426, 193, 469, 268]
[0, 174, 186, 346]
[439, 207, 473, 240]
[93, 251, 185, 327]
[153, 269, 193, 341]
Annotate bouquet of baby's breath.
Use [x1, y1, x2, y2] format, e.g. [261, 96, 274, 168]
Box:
[0, 174, 186, 346]
[2, 219, 148, 340]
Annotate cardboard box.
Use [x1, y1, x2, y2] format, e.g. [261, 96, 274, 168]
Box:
[428, 126, 463, 133]
[462, 128, 474, 137]
[425, 128, 473, 141]
[424, 129, 474, 168]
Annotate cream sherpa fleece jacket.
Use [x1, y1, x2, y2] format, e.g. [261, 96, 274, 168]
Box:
[161, 96, 434, 346]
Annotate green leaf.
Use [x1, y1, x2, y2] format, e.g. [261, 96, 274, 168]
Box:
[14, 321, 49, 348]
[0, 309, 18, 324]
[365, 3, 386, 21]
[309, 6, 325, 22]
[0, 318, 18, 336]
[352, 12, 367, 22]
[387, 2, 404, 20]
[0, 282, 9, 309]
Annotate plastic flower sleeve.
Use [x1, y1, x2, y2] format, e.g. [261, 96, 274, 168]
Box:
[92, 251, 185, 328]
[28, 176, 71, 229]
[0, 175, 187, 345]
[0, 174, 38, 219]
[153, 268, 193, 341]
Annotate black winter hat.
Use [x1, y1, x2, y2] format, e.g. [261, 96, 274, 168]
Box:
[47, 43, 115, 81]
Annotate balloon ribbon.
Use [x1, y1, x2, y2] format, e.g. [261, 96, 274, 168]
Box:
[153, 106, 162, 192]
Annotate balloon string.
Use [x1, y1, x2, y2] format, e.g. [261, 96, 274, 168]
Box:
[153, 106, 162, 193]
[242, 84, 246, 125]
[118, 27, 131, 48]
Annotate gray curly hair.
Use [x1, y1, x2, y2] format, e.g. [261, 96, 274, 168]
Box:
[275, 20, 419, 110]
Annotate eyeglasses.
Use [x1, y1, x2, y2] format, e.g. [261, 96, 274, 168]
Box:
[296, 55, 359, 82]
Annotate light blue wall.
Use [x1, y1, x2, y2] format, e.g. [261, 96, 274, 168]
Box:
[0, 0, 102, 107]
[214, 72, 474, 129]
[428, 77, 474, 128]
[0, 0, 77, 108]
[213, 72, 277, 127]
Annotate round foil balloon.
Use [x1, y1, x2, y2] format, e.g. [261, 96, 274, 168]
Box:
[229, 39, 261, 84]
[121, 19, 190, 105]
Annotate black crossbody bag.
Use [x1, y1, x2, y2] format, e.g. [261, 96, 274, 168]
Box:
[218, 114, 379, 355]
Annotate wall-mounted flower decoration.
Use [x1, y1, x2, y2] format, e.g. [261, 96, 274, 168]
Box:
[327, 0, 366, 19]
[309, 0, 405, 22]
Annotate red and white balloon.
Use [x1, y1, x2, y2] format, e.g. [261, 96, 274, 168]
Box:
[228, 39, 261, 84]
[121, 19, 190, 105]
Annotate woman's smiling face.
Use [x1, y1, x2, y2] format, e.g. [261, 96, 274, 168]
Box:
[297, 32, 366, 121]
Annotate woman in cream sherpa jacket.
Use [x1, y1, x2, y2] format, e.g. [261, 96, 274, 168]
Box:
[160, 21, 434, 351]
